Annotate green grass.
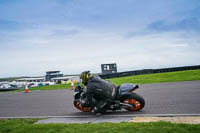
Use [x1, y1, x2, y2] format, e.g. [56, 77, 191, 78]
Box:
[29, 84, 73, 91]
[109, 69, 200, 85]
[11, 84, 74, 92]
[0, 119, 200, 133]
[2, 69, 200, 92]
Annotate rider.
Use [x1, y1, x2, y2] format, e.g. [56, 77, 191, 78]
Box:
[80, 71, 118, 115]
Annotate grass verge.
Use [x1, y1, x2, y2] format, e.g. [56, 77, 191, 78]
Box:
[0, 119, 200, 133]
[2, 69, 200, 92]
[10, 84, 74, 92]
[108, 69, 200, 85]
[27, 84, 73, 91]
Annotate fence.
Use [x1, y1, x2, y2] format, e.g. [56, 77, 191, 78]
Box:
[99, 65, 200, 79]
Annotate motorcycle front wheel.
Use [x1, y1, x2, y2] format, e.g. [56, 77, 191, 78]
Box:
[120, 92, 145, 111]
[74, 101, 93, 112]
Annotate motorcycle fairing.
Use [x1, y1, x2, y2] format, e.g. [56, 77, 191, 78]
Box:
[118, 83, 138, 94]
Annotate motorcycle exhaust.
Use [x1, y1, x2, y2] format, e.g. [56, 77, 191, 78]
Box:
[120, 102, 134, 109]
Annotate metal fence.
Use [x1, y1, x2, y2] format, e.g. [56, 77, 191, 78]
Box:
[99, 65, 200, 79]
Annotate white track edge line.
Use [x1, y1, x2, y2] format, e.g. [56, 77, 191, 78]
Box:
[1, 114, 200, 119]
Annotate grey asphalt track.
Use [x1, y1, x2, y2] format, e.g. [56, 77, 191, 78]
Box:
[0, 81, 200, 118]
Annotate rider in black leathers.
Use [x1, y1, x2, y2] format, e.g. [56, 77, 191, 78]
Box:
[80, 71, 118, 115]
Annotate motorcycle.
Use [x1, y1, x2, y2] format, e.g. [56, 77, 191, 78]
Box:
[73, 83, 145, 112]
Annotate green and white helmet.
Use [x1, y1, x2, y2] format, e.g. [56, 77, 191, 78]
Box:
[80, 71, 93, 85]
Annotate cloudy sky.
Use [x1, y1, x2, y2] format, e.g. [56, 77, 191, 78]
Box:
[0, 0, 200, 78]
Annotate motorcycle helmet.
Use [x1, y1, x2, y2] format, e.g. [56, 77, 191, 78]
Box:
[80, 71, 92, 85]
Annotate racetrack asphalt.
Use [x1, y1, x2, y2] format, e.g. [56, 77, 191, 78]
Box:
[0, 81, 200, 118]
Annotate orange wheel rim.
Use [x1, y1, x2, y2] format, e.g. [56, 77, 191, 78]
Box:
[123, 99, 141, 111]
[74, 101, 92, 112]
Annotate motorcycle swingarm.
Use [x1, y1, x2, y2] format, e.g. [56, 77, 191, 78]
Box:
[120, 102, 135, 109]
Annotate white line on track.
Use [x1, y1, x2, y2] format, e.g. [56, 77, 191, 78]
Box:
[1, 114, 200, 119]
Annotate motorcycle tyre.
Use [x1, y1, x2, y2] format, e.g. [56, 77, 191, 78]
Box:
[120, 92, 145, 111]
[74, 101, 93, 112]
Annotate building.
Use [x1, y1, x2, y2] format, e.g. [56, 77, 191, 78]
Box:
[101, 63, 117, 74]
[52, 76, 80, 84]
[45, 71, 63, 81]
[15, 77, 45, 82]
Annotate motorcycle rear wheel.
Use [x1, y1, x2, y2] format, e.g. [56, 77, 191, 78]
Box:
[120, 92, 145, 111]
[74, 101, 93, 112]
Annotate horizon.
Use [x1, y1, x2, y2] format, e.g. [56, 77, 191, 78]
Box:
[1, 64, 199, 79]
[0, 0, 200, 78]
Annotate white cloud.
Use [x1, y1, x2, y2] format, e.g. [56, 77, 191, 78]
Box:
[0, 25, 200, 77]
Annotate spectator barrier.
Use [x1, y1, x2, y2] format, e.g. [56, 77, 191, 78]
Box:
[99, 65, 200, 79]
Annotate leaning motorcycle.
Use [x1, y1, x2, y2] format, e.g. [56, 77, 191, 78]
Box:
[73, 83, 145, 112]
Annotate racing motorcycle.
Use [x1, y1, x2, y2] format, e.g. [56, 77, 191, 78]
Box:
[74, 83, 145, 112]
